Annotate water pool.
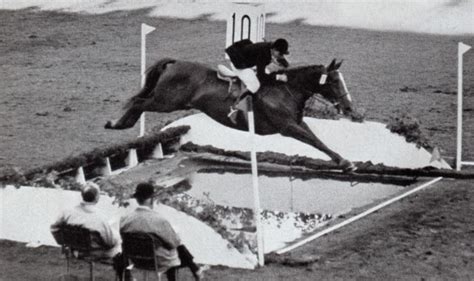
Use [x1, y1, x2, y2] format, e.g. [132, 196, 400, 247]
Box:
[187, 171, 408, 216]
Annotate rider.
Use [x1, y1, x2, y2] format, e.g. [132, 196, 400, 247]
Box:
[225, 38, 290, 123]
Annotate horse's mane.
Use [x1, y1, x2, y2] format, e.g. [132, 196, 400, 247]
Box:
[284, 64, 325, 75]
[282, 64, 325, 92]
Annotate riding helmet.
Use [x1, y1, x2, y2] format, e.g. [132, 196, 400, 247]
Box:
[272, 38, 289, 55]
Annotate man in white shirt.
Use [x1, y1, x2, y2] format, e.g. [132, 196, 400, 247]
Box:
[50, 182, 121, 259]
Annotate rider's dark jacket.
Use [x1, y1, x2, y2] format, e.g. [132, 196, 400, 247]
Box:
[225, 39, 278, 84]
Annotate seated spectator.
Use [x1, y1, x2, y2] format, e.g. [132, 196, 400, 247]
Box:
[51, 182, 121, 259]
[120, 182, 207, 281]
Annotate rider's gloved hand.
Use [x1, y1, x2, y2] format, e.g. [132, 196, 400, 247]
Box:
[276, 74, 288, 82]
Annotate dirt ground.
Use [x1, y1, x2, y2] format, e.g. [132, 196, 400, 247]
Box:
[1, 8, 473, 280]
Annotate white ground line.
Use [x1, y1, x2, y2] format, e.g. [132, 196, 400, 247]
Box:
[276, 177, 444, 255]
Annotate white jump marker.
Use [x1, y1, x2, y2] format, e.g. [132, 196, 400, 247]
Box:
[139, 23, 156, 137]
[75, 167, 86, 185]
[456, 42, 472, 170]
[126, 149, 138, 168]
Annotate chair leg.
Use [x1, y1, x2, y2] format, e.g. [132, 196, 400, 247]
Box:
[164, 268, 177, 281]
[90, 261, 95, 281]
[66, 255, 70, 274]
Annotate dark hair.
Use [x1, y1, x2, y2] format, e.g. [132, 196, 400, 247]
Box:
[133, 182, 155, 203]
[272, 38, 289, 55]
[81, 185, 99, 202]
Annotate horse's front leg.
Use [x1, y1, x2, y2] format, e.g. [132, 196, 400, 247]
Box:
[105, 107, 143, 130]
[280, 121, 356, 172]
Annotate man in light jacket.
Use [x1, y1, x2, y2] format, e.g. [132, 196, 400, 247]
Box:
[120, 182, 206, 281]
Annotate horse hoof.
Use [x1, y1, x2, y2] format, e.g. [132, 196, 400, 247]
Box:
[344, 165, 357, 173]
[340, 159, 357, 173]
[104, 120, 113, 129]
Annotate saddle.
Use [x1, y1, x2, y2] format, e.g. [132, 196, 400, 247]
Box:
[216, 64, 243, 98]
[217, 64, 238, 79]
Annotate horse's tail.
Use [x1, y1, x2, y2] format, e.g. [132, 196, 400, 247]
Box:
[123, 58, 176, 110]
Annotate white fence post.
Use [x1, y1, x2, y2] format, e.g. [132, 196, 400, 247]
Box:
[140, 23, 164, 160]
[139, 23, 156, 138]
[456, 42, 472, 171]
[226, 3, 266, 267]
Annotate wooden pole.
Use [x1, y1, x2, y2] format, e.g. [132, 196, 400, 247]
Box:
[180, 143, 474, 179]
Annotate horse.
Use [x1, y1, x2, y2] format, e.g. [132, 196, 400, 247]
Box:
[105, 58, 357, 171]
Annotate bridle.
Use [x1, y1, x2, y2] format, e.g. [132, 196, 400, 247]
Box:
[284, 70, 348, 109]
[283, 84, 345, 115]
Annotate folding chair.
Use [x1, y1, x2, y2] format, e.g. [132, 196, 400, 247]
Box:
[121, 232, 179, 281]
[57, 224, 114, 281]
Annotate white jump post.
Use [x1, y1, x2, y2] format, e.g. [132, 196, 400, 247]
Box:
[139, 23, 156, 137]
[226, 3, 266, 267]
[456, 42, 472, 171]
[139, 23, 164, 159]
[126, 23, 160, 166]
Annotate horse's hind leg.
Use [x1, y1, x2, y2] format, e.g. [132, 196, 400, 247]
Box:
[105, 107, 143, 129]
[280, 121, 355, 171]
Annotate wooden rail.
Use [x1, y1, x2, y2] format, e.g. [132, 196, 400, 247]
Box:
[181, 142, 474, 179]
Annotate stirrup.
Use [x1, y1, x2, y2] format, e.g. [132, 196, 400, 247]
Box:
[227, 106, 238, 117]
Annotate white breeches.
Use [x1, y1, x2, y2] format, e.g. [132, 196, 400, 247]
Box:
[230, 63, 261, 93]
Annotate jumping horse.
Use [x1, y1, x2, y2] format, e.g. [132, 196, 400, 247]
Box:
[105, 58, 357, 171]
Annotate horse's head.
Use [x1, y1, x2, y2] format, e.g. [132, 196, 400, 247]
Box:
[318, 59, 353, 115]
[286, 59, 354, 116]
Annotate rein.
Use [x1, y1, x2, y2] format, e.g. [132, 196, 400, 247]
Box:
[312, 93, 339, 107]
[283, 84, 297, 100]
[284, 84, 344, 109]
